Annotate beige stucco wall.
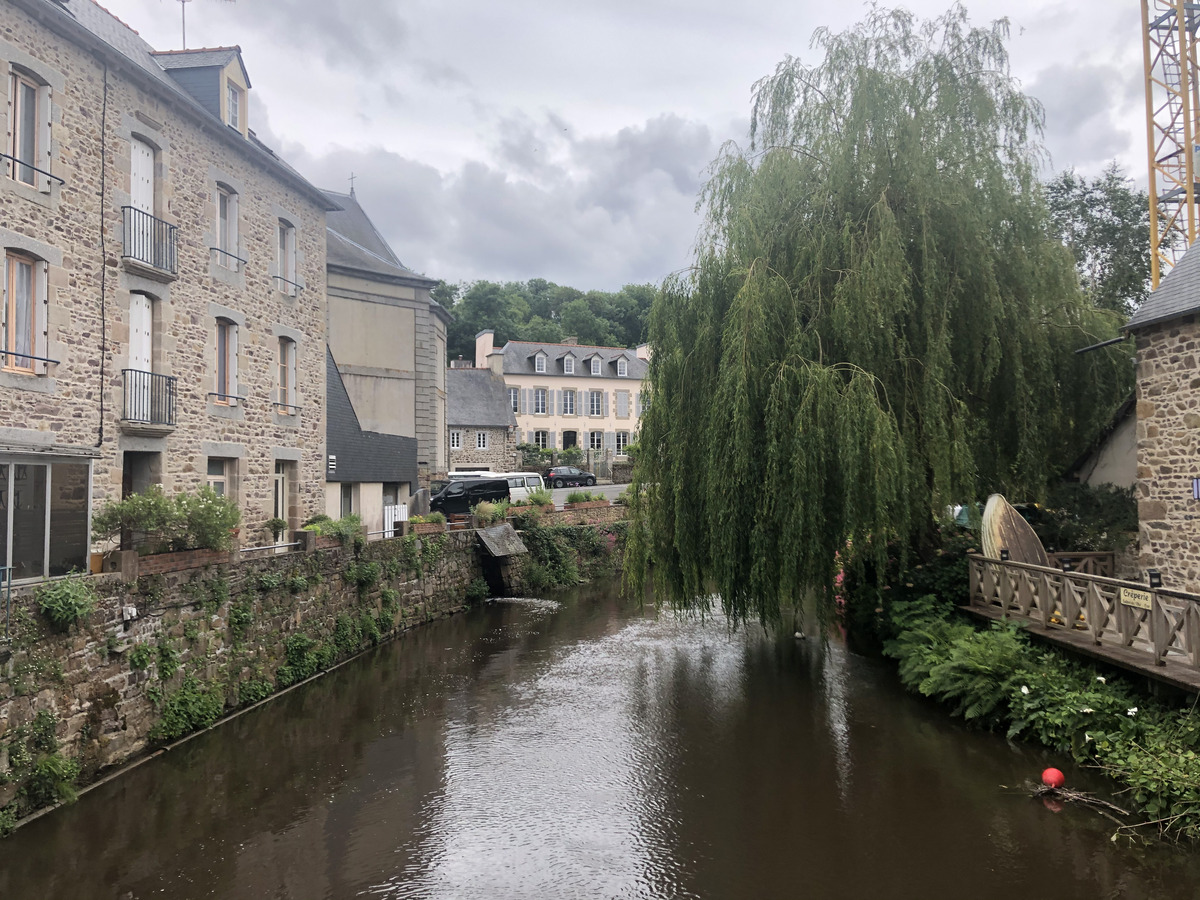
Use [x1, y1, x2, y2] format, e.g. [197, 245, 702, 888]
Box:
[1078, 412, 1136, 489]
[504, 374, 644, 451]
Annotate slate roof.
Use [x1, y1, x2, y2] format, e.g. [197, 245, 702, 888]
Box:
[447, 369, 518, 428]
[16, 0, 333, 208]
[322, 189, 438, 287]
[1127, 241, 1200, 331]
[500, 341, 648, 379]
[326, 347, 418, 484]
[152, 46, 244, 74]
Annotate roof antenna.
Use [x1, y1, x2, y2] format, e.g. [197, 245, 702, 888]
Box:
[172, 0, 236, 51]
[349, 171, 357, 197]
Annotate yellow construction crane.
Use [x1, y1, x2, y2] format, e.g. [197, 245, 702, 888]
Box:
[1143, 0, 1200, 287]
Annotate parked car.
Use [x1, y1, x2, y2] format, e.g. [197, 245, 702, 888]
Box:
[544, 466, 595, 489]
[449, 471, 545, 501]
[429, 477, 510, 516]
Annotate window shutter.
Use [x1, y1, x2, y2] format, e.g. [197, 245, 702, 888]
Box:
[287, 341, 297, 407]
[605, 431, 616, 450]
[0, 257, 7, 361]
[549, 431, 556, 449]
[527, 431, 534, 444]
[603, 391, 609, 417]
[520, 388, 527, 414]
[35, 259, 48, 374]
[230, 193, 240, 272]
[636, 393, 642, 416]
[228, 324, 239, 406]
[38, 84, 51, 193]
[5, 75, 13, 180]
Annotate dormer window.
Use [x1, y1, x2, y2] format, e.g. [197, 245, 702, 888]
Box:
[617, 358, 628, 377]
[590, 357, 601, 376]
[227, 82, 242, 130]
[564, 356, 575, 375]
[535, 353, 546, 374]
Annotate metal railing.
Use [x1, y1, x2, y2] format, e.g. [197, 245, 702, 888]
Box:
[1, 349, 60, 370]
[208, 391, 247, 405]
[122, 206, 178, 274]
[122, 369, 177, 425]
[273, 275, 303, 295]
[273, 401, 302, 415]
[1, 152, 64, 185]
[210, 247, 247, 269]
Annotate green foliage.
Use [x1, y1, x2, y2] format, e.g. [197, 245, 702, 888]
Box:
[420, 535, 447, 571]
[127, 644, 152, 671]
[558, 446, 584, 467]
[237, 678, 273, 707]
[182, 621, 200, 644]
[228, 598, 253, 646]
[265, 517, 289, 539]
[92, 486, 240, 553]
[303, 514, 362, 545]
[409, 512, 446, 525]
[1045, 162, 1152, 316]
[156, 640, 180, 680]
[20, 754, 80, 808]
[287, 573, 310, 593]
[333, 615, 363, 656]
[28, 711, 58, 754]
[1027, 482, 1138, 553]
[275, 633, 334, 688]
[36, 574, 97, 631]
[0, 805, 16, 837]
[148, 675, 225, 743]
[344, 560, 381, 592]
[565, 490, 606, 504]
[525, 488, 553, 507]
[465, 577, 490, 604]
[517, 442, 553, 470]
[628, 5, 1131, 625]
[472, 501, 509, 525]
[519, 522, 580, 589]
[256, 571, 284, 592]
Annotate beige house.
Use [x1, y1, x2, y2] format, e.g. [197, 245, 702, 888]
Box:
[322, 189, 450, 529]
[1, 0, 333, 579]
[474, 330, 649, 456]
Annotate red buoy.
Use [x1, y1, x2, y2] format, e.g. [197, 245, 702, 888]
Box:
[1042, 767, 1065, 789]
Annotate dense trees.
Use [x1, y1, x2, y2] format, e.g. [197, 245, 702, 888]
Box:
[626, 5, 1132, 625]
[438, 278, 656, 360]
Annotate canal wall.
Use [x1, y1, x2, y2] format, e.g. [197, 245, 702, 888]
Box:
[0, 530, 482, 822]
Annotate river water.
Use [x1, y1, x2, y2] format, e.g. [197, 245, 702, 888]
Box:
[2, 579, 1198, 900]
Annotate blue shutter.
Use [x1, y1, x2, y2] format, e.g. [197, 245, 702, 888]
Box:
[520, 389, 528, 414]
[527, 431, 534, 444]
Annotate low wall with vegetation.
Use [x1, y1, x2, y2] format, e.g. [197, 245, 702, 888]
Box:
[0, 530, 482, 835]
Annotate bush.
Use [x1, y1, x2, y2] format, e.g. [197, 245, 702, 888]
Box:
[566, 490, 606, 504]
[516, 442, 553, 470]
[36, 574, 97, 631]
[127, 643, 153, 671]
[465, 577, 489, 603]
[559, 446, 584, 466]
[265, 517, 289, 540]
[472, 501, 508, 525]
[91, 486, 241, 553]
[302, 514, 362, 545]
[148, 675, 225, 742]
[526, 487, 554, 506]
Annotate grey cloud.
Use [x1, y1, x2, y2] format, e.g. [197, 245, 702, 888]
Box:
[1027, 63, 1132, 172]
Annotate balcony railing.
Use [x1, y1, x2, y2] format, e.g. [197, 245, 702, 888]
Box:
[122, 369, 177, 426]
[122, 206, 178, 274]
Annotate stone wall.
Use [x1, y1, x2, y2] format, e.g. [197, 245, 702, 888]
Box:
[0, 531, 482, 818]
[448, 426, 517, 472]
[1134, 317, 1200, 591]
[1, 2, 328, 539]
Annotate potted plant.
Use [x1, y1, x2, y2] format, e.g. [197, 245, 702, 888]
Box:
[265, 517, 288, 542]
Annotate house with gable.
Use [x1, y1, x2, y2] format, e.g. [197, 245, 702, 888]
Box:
[474, 330, 649, 458]
[1, 0, 335, 579]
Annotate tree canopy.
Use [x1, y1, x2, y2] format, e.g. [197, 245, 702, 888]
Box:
[626, 5, 1132, 626]
[439, 278, 656, 360]
[1045, 163, 1151, 316]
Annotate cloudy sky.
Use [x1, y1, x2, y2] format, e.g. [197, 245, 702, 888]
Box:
[97, 0, 1146, 290]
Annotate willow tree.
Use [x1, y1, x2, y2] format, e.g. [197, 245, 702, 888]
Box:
[626, 5, 1131, 625]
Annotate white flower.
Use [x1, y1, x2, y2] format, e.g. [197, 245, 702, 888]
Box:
[1080, 707, 1094, 714]
[1095, 676, 1106, 684]
[1127, 707, 1138, 717]
[1020, 685, 1030, 695]
[1085, 733, 1094, 743]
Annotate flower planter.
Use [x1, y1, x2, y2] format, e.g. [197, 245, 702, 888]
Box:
[563, 500, 611, 510]
[411, 521, 447, 535]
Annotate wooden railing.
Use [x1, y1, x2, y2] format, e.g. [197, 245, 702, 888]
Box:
[1046, 551, 1115, 578]
[968, 555, 1200, 670]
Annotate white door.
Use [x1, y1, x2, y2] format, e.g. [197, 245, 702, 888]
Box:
[130, 138, 155, 262]
[128, 293, 152, 420]
[273, 462, 289, 551]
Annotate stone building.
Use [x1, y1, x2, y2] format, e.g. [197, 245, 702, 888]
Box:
[1, 0, 334, 580]
[322, 188, 450, 526]
[1127, 244, 1200, 591]
[474, 330, 649, 457]
[446, 368, 518, 472]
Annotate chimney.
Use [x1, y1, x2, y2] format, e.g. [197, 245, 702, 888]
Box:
[487, 350, 504, 375]
[636, 343, 652, 361]
[475, 329, 495, 369]
[561, 336, 578, 346]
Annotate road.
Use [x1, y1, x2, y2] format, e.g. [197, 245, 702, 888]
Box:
[550, 482, 627, 509]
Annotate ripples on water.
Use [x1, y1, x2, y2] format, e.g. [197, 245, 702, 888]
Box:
[2, 581, 1199, 900]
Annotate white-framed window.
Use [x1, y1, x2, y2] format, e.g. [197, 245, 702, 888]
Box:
[562, 389, 575, 415]
[450, 430, 462, 450]
[214, 317, 238, 405]
[227, 82, 242, 130]
[215, 184, 239, 270]
[589, 390, 602, 416]
[7, 69, 50, 190]
[534, 388, 547, 414]
[277, 337, 296, 410]
[3, 250, 47, 374]
[617, 358, 628, 377]
[276, 219, 297, 295]
[534, 430, 548, 450]
[590, 357, 601, 375]
[535, 354, 546, 374]
[508, 387, 519, 413]
[616, 431, 630, 453]
[207, 457, 231, 496]
[564, 356, 575, 375]
[589, 431, 604, 451]
[476, 431, 489, 450]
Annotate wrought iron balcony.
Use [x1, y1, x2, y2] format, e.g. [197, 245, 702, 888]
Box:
[122, 206, 178, 275]
[122, 369, 177, 427]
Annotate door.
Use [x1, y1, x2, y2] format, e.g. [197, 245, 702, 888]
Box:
[128, 293, 152, 420]
[563, 431, 578, 449]
[273, 461, 289, 549]
[130, 138, 155, 263]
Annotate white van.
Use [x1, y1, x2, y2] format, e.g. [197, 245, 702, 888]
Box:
[448, 471, 544, 501]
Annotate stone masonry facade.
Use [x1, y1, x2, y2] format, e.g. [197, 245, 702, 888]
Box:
[448, 425, 517, 472]
[1, 1, 330, 560]
[1134, 316, 1200, 591]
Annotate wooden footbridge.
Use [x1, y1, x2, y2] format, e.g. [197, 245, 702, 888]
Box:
[965, 554, 1200, 693]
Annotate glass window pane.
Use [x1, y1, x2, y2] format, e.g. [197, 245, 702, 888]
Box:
[17, 81, 37, 184]
[49, 463, 89, 576]
[11, 463, 47, 580]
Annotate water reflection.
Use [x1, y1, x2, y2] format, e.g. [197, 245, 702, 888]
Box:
[0, 580, 1198, 900]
